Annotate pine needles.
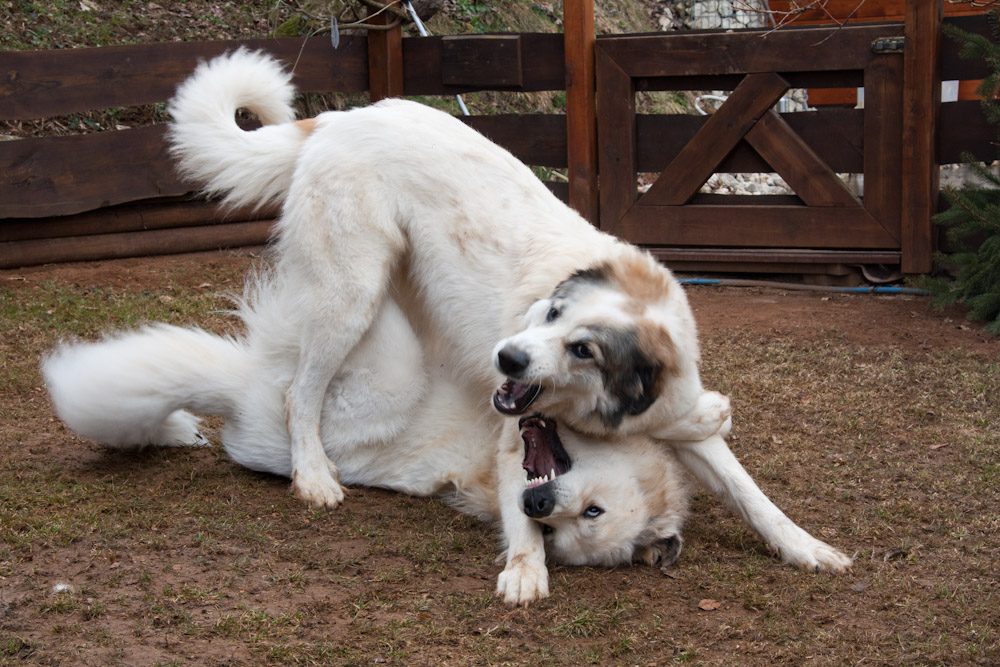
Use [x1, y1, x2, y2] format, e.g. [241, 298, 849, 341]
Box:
[932, 11, 1000, 334]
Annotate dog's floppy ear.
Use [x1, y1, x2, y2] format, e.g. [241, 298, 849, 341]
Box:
[598, 322, 677, 427]
[634, 534, 683, 568]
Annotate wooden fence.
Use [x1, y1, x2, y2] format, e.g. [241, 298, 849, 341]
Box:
[0, 30, 576, 268]
[0, 0, 994, 274]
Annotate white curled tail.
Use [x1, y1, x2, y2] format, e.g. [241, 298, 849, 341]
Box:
[168, 49, 306, 210]
[42, 325, 248, 448]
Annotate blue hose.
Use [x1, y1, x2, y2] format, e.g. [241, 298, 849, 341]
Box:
[677, 277, 931, 295]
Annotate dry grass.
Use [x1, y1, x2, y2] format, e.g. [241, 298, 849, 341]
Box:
[1, 254, 998, 665]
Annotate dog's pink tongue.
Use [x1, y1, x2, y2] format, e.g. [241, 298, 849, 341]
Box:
[493, 380, 542, 414]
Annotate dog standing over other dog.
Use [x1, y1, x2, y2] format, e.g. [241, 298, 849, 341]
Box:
[161, 51, 851, 604]
[43, 275, 693, 579]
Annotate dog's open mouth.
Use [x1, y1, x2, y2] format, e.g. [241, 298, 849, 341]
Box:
[519, 414, 572, 488]
[494, 380, 544, 415]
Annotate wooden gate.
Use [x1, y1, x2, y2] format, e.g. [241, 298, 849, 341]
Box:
[595, 23, 908, 273]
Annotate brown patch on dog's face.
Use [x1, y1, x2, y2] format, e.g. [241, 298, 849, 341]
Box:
[583, 321, 676, 428]
[295, 118, 319, 136]
[636, 319, 680, 389]
[603, 254, 675, 312]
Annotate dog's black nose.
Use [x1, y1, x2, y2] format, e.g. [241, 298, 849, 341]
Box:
[497, 345, 530, 377]
[522, 486, 555, 518]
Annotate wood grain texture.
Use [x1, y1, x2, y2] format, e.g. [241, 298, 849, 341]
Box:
[595, 45, 636, 230]
[564, 0, 598, 224]
[640, 73, 789, 206]
[442, 36, 522, 87]
[744, 110, 859, 208]
[606, 205, 900, 248]
[0, 38, 368, 121]
[901, 0, 942, 273]
[0, 220, 273, 269]
[368, 10, 403, 101]
[402, 33, 563, 94]
[0, 125, 185, 218]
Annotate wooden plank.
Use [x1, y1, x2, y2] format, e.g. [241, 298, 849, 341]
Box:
[595, 45, 636, 229]
[403, 33, 564, 94]
[640, 73, 789, 206]
[0, 220, 274, 269]
[768, 0, 982, 24]
[595, 24, 885, 77]
[650, 247, 901, 266]
[460, 115, 566, 167]
[368, 9, 404, 101]
[0, 200, 280, 242]
[0, 38, 369, 121]
[606, 205, 900, 248]
[744, 110, 860, 207]
[863, 51, 904, 243]
[564, 0, 598, 224]
[0, 124, 188, 218]
[901, 0, 942, 274]
[636, 69, 864, 93]
[938, 100, 995, 164]
[636, 109, 864, 173]
[441, 36, 522, 87]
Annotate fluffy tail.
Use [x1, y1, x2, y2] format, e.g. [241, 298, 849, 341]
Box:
[167, 49, 305, 209]
[42, 325, 249, 448]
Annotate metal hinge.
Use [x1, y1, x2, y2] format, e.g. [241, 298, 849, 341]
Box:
[872, 36, 905, 54]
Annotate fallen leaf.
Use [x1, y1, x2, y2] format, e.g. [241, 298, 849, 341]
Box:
[698, 598, 722, 611]
[850, 581, 868, 592]
[883, 548, 908, 562]
[930, 443, 949, 450]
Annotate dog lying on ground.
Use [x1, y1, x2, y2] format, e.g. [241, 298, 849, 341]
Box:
[51, 50, 849, 604]
[43, 275, 691, 579]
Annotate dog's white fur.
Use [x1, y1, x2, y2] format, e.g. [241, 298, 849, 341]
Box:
[43, 275, 691, 578]
[94, 50, 847, 603]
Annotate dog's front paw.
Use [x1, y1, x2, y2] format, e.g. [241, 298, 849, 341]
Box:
[655, 391, 732, 442]
[291, 467, 346, 509]
[496, 555, 549, 606]
[777, 534, 853, 574]
[689, 390, 731, 439]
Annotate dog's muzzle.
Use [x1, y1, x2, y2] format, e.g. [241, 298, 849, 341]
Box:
[494, 345, 544, 414]
[518, 415, 571, 519]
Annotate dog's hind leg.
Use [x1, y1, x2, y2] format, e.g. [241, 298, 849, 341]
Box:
[275, 173, 407, 509]
[672, 433, 853, 573]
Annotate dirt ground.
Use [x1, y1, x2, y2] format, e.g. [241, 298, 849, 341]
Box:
[1, 251, 998, 666]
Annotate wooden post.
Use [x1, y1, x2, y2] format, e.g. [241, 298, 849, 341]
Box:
[901, 0, 942, 274]
[367, 5, 404, 101]
[564, 0, 599, 225]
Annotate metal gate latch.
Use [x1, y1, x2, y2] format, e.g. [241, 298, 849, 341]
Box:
[871, 36, 905, 54]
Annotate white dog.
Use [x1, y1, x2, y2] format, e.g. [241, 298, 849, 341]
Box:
[43, 275, 691, 578]
[163, 50, 848, 603]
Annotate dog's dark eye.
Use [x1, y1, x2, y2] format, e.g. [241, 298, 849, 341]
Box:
[583, 505, 604, 518]
[546, 306, 560, 323]
[569, 343, 592, 359]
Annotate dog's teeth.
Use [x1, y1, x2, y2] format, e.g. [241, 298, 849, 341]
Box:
[550, 468, 556, 480]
